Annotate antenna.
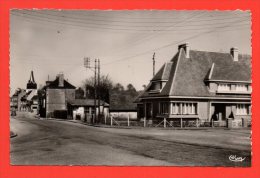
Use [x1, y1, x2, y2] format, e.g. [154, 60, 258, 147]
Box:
[152, 52, 155, 76]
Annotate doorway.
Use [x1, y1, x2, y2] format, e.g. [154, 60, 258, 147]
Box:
[213, 104, 226, 121]
[145, 103, 152, 119]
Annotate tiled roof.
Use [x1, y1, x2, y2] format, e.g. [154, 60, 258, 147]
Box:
[138, 48, 251, 99]
[46, 78, 76, 89]
[151, 62, 173, 81]
[68, 99, 109, 107]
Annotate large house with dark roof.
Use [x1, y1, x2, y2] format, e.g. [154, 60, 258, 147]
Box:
[136, 43, 251, 126]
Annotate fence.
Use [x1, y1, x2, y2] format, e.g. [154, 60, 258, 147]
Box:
[100, 116, 250, 128]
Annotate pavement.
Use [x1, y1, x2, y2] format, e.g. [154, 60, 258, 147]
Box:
[10, 112, 251, 166]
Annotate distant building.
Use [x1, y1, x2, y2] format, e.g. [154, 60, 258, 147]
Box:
[136, 43, 251, 126]
[10, 88, 26, 111]
[39, 73, 76, 118]
[39, 73, 109, 119]
[67, 99, 109, 122]
[20, 71, 38, 113]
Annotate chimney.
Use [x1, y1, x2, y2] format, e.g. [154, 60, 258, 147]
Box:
[178, 42, 190, 58]
[58, 73, 64, 87]
[230, 47, 238, 61]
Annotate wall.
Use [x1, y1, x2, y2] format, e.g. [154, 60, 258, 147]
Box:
[65, 89, 75, 102]
[17, 90, 26, 111]
[209, 82, 218, 92]
[198, 101, 208, 121]
[46, 89, 66, 117]
[109, 111, 137, 120]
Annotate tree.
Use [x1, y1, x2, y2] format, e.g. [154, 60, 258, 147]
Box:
[75, 87, 85, 99]
[126, 83, 137, 97]
[113, 83, 124, 92]
[126, 83, 136, 92]
[82, 74, 113, 103]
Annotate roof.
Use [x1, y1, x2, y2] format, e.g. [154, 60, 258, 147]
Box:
[151, 62, 173, 81]
[21, 90, 33, 101]
[138, 48, 251, 99]
[46, 78, 76, 89]
[109, 90, 138, 111]
[68, 99, 109, 107]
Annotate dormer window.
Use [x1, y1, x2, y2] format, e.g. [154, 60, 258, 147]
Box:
[218, 84, 231, 91]
[148, 81, 167, 93]
[236, 84, 248, 92]
[216, 83, 251, 94]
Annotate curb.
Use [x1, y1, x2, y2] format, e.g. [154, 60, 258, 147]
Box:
[10, 131, 17, 138]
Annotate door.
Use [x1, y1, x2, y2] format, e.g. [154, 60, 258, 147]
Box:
[214, 104, 226, 121]
[145, 103, 153, 119]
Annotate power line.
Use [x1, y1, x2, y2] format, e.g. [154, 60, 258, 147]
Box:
[21, 9, 248, 24]
[104, 11, 249, 57]
[11, 11, 250, 32]
[21, 10, 250, 28]
[62, 10, 242, 20]
[105, 13, 203, 58]
[102, 18, 250, 66]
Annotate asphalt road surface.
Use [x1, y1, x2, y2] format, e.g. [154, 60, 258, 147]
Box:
[10, 113, 251, 166]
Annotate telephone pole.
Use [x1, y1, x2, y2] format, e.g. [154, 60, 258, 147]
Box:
[98, 59, 101, 121]
[153, 52, 155, 76]
[94, 59, 97, 124]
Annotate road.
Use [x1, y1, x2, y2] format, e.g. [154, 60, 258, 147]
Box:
[10, 112, 251, 166]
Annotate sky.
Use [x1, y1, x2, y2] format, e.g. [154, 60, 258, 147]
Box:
[10, 10, 251, 94]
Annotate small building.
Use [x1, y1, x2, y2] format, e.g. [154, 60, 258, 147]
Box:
[136, 43, 251, 126]
[67, 99, 109, 122]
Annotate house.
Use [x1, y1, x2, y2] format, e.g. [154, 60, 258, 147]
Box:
[10, 88, 26, 111]
[136, 43, 251, 127]
[39, 73, 76, 118]
[39, 73, 109, 119]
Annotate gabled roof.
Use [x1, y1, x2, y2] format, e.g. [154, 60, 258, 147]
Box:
[46, 78, 76, 89]
[138, 48, 251, 99]
[21, 90, 32, 101]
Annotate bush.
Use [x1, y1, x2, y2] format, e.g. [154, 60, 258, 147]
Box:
[53, 110, 67, 119]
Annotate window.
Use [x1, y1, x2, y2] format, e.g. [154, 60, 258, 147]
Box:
[172, 103, 180, 114]
[160, 102, 169, 114]
[148, 81, 166, 92]
[218, 84, 231, 91]
[171, 102, 197, 115]
[236, 104, 250, 115]
[236, 84, 248, 92]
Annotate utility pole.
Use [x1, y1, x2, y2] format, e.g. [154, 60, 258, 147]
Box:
[84, 57, 97, 124]
[94, 59, 97, 124]
[98, 59, 101, 121]
[153, 52, 155, 76]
